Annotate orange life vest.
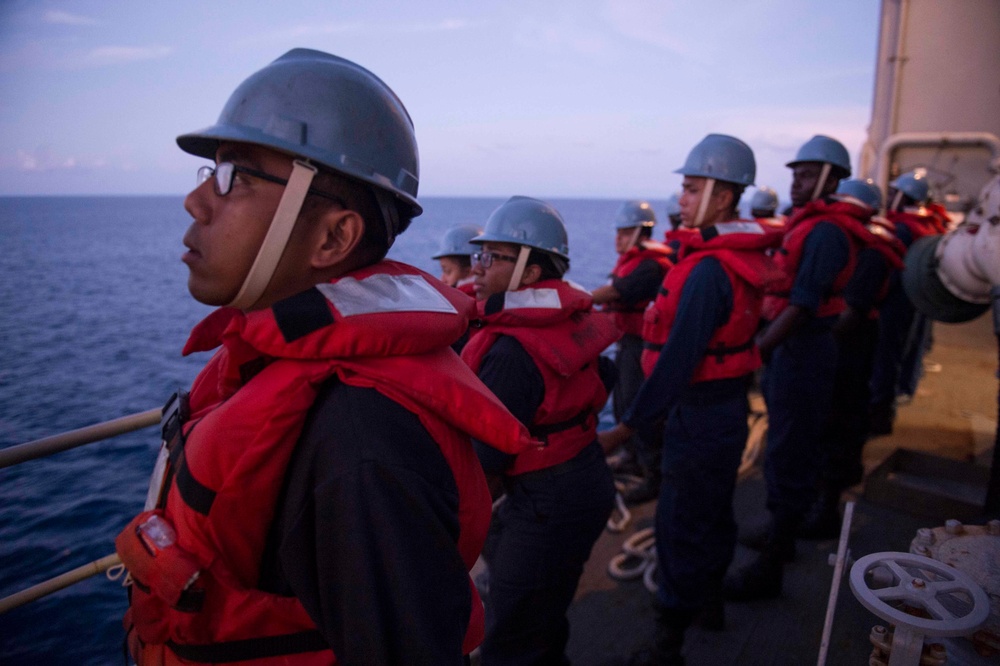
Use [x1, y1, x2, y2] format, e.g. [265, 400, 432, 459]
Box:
[641, 221, 783, 380]
[126, 261, 532, 665]
[462, 280, 621, 475]
[606, 242, 674, 336]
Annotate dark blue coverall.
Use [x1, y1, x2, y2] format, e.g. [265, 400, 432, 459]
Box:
[622, 257, 748, 612]
[761, 222, 850, 533]
[820, 247, 891, 491]
[474, 336, 616, 666]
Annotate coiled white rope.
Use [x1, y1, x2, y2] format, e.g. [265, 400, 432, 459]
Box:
[607, 527, 658, 594]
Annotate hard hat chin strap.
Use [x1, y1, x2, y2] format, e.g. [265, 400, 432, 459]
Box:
[811, 163, 832, 202]
[227, 160, 317, 311]
[693, 178, 716, 228]
[373, 188, 400, 249]
[628, 227, 643, 251]
[891, 190, 904, 212]
[507, 246, 532, 292]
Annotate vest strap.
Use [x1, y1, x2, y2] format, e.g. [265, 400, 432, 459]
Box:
[168, 423, 216, 516]
[529, 409, 592, 442]
[166, 630, 328, 662]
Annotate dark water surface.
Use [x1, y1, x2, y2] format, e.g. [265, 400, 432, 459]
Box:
[0, 194, 657, 664]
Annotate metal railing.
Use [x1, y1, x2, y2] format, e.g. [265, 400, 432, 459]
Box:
[0, 408, 160, 613]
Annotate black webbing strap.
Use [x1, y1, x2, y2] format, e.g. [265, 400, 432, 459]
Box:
[164, 407, 216, 517]
[167, 630, 328, 663]
[529, 409, 592, 442]
[706, 338, 754, 364]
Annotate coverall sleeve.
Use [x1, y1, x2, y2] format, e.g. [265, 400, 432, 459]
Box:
[612, 258, 667, 306]
[277, 383, 470, 665]
[788, 221, 850, 313]
[621, 257, 732, 428]
[472, 335, 544, 475]
[843, 247, 890, 315]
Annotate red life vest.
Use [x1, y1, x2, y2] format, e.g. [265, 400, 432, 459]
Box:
[762, 198, 871, 320]
[461, 279, 621, 475]
[126, 260, 533, 665]
[756, 215, 787, 232]
[887, 209, 943, 243]
[640, 221, 783, 380]
[862, 220, 907, 311]
[605, 241, 674, 336]
[455, 278, 477, 298]
[923, 202, 952, 234]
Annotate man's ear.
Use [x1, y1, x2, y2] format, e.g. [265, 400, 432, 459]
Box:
[312, 208, 365, 270]
[520, 262, 543, 286]
[713, 187, 734, 215]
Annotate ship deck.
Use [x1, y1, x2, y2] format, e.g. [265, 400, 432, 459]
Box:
[565, 314, 998, 665]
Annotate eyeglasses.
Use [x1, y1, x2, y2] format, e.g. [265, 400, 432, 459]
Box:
[196, 162, 345, 205]
[472, 251, 519, 268]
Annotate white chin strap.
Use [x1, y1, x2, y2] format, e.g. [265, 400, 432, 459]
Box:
[890, 190, 904, 212]
[693, 178, 716, 228]
[628, 226, 642, 250]
[507, 246, 532, 292]
[227, 160, 318, 311]
[811, 163, 832, 202]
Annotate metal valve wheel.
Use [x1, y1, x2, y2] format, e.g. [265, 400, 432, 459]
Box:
[850, 551, 990, 636]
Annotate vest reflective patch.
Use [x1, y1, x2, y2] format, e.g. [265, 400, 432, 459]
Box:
[714, 221, 765, 235]
[505, 288, 563, 310]
[317, 274, 458, 316]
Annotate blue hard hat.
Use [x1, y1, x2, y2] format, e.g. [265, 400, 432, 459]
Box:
[890, 170, 930, 204]
[786, 135, 851, 175]
[675, 134, 756, 186]
[750, 186, 779, 213]
[614, 200, 657, 230]
[665, 194, 681, 217]
[472, 196, 570, 260]
[835, 178, 883, 210]
[432, 224, 483, 259]
[177, 49, 421, 228]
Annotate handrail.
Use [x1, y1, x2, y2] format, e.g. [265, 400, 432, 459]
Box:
[0, 553, 121, 614]
[0, 408, 161, 469]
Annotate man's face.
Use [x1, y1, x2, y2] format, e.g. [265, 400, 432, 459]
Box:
[438, 256, 470, 287]
[678, 176, 711, 228]
[615, 227, 640, 254]
[790, 162, 825, 208]
[471, 241, 521, 301]
[182, 142, 312, 307]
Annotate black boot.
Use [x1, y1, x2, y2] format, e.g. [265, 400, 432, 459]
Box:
[796, 486, 842, 540]
[723, 536, 788, 602]
[737, 520, 796, 562]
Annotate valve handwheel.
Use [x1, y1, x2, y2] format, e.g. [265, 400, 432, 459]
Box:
[849, 552, 990, 636]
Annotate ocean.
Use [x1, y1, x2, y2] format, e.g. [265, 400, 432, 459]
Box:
[0, 194, 665, 664]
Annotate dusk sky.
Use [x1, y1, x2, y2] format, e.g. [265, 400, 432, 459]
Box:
[0, 0, 881, 201]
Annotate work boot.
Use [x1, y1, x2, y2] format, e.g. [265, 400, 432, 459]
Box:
[723, 538, 788, 601]
[796, 487, 842, 540]
[737, 520, 796, 562]
[868, 401, 894, 436]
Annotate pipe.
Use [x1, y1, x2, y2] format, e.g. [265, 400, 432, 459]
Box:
[0, 408, 161, 469]
[817, 501, 855, 666]
[0, 553, 121, 614]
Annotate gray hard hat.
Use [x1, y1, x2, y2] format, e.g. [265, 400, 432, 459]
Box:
[472, 196, 570, 260]
[835, 179, 883, 210]
[674, 134, 756, 187]
[614, 200, 657, 230]
[750, 186, 779, 213]
[432, 224, 483, 259]
[786, 135, 851, 175]
[177, 48, 421, 228]
[890, 170, 930, 204]
[901, 235, 990, 323]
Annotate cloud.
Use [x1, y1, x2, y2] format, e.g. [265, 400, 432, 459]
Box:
[511, 17, 609, 57]
[252, 18, 474, 44]
[6, 147, 104, 172]
[81, 45, 173, 67]
[43, 10, 99, 26]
